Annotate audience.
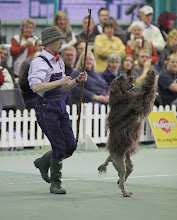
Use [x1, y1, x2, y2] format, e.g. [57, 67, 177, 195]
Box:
[76, 16, 96, 46]
[126, 21, 158, 65]
[93, 7, 109, 36]
[61, 46, 77, 104]
[53, 11, 76, 46]
[69, 51, 109, 106]
[0, 45, 15, 83]
[94, 20, 125, 73]
[0, 65, 14, 90]
[158, 31, 177, 71]
[10, 18, 38, 78]
[157, 11, 177, 40]
[101, 53, 125, 87]
[133, 49, 158, 88]
[158, 53, 177, 106]
[74, 40, 86, 66]
[140, 5, 165, 52]
[19, 39, 43, 110]
[120, 54, 134, 77]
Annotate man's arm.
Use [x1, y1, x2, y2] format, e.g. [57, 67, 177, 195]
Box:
[168, 83, 177, 92]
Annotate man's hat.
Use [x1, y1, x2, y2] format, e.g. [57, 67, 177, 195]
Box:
[41, 26, 66, 46]
[140, 5, 153, 15]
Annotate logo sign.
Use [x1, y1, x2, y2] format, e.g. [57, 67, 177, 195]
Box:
[148, 111, 177, 148]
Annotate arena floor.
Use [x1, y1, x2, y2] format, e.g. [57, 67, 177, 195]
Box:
[0, 143, 177, 220]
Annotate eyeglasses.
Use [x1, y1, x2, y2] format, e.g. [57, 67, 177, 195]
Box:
[139, 55, 150, 59]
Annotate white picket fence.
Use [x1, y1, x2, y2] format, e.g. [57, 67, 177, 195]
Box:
[0, 103, 176, 149]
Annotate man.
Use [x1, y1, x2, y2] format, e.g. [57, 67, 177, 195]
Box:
[93, 7, 109, 36]
[134, 49, 158, 88]
[140, 5, 165, 52]
[19, 39, 43, 110]
[61, 46, 77, 104]
[61, 46, 76, 76]
[158, 53, 177, 106]
[74, 40, 86, 66]
[76, 16, 96, 45]
[28, 26, 87, 194]
[0, 45, 15, 83]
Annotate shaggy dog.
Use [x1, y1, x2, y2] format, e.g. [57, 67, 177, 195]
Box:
[98, 70, 157, 197]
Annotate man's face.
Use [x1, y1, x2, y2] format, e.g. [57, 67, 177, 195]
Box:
[0, 48, 8, 63]
[62, 50, 76, 67]
[167, 55, 177, 74]
[76, 42, 86, 57]
[83, 18, 95, 35]
[137, 52, 150, 67]
[51, 39, 64, 53]
[104, 26, 114, 38]
[35, 39, 44, 52]
[141, 13, 153, 26]
[99, 10, 109, 24]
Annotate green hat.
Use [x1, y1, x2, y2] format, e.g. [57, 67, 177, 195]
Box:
[41, 26, 66, 46]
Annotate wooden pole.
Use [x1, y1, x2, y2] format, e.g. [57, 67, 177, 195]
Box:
[76, 8, 92, 142]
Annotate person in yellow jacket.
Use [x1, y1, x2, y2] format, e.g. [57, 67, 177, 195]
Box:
[94, 20, 125, 73]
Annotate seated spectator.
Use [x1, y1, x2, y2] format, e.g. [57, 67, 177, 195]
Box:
[126, 21, 158, 65]
[0, 45, 15, 83]
[158, 31, 177, 71]
[157, 11, 177, 40]
[61, 46, 76, 76]
[109, 17, 127, 45]
[94, 20, 125, 73]
[101, 53, 125, 87]
[74, 40, 86, 66]
[134, 49, 158, 88]
[0, 65, 14, 90]
[10, 18, 38, 77]
[140, 5, 165, 52]
[69, 51, 109, 106]
[158, 54, 177, 106]
[76, 16, 96, 48]
[120, 54, 134, 76]
[93, 7, 109, 36]
[19, 39, 43, 110]
[53, 11, 76, 46]
[61, 46, 77, 104]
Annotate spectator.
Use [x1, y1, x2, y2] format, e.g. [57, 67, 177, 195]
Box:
[94, 20, 125, 73]
[126, 21, 158, 65]
[101, 53, 125, 87]
[10, 18, 38, 77]
[0, 45, 15, 83]
[93, 7, 109, 36]
[109, 17, 126, 44]
[69, 51, 109, 106]
[76, 16, 96, 47]
[61, 46, 77, 104]
[74, 40, 86, 66]
[158, 53, 177, 106]
[19, 39, 43, 110]
[140, 5, 165, 52]
[53, 11, 76, 46]
[120, 54, 134, 77]
[61, 46, 76, 76]
[158, 31, 177, 71]
[158, 11, 177, 40]
[0, 66, 14, 90]
[134, 49, 158, 88]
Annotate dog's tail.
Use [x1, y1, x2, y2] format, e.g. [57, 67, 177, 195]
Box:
[98, 156, 111, 174]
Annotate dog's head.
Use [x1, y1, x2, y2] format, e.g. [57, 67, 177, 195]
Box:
[109, 74, 134, 94]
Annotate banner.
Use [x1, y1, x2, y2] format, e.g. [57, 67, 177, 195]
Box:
[148, 111, 177, 148]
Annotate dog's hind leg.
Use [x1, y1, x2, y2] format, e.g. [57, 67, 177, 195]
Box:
[98, 155, 111, 173]
[125, 152, 134, 182]
[111, 154, 132, 197]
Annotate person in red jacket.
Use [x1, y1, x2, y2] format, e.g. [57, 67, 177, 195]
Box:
[126, 21, 158, 65]
[10, 18, 38, 77]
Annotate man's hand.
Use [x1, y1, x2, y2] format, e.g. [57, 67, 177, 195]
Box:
[60, 76, 72, 85]
[77, 71, 87, 83]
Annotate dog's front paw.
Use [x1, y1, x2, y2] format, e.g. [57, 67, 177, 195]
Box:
[147, 70, 156, 77]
